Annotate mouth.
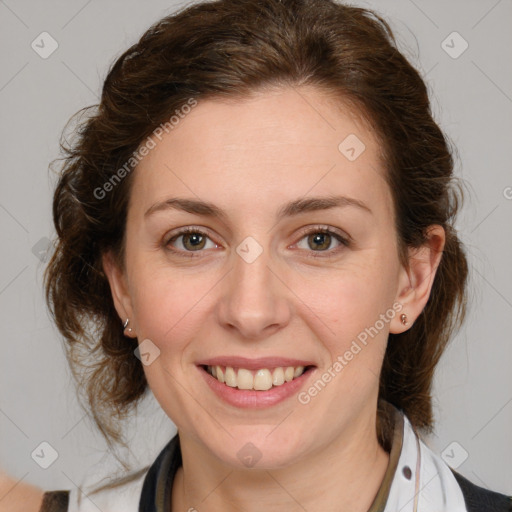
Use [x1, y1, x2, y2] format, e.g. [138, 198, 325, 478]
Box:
[195, 356, 317, 408]
[200, 364, 315, 391]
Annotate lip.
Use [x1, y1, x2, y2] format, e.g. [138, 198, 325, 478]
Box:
[197, 363, 316, 409]
[195, 356, 316, 371]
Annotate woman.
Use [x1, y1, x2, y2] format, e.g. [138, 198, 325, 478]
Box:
[4, 0, 510, 510]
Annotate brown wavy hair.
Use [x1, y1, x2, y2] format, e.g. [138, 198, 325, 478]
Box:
[44, 0, 468, 455]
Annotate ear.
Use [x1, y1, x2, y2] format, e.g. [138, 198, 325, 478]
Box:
[102, 250, 137, 338]
[390, 225, 445, 334]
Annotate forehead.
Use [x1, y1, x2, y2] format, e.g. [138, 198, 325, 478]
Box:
[129, 86, 393, 222]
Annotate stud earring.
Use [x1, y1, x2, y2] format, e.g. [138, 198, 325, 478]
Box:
[123, 318, 133, 334]
[400, 313, 408, 326]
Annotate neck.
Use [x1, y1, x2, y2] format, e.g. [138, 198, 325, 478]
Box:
[172, 410, 391, 512]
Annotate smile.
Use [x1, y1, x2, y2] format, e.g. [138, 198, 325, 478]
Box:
[204, 365, 309, 391]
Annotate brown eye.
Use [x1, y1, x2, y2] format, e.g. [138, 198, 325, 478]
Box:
[166, 228, 218, 254]
[307, 232, 332, 251]
[294, 227, 350, 258]
[181, 232, 207, 251]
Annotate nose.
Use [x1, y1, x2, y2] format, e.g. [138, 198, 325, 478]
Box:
[216, 244, 292, 340]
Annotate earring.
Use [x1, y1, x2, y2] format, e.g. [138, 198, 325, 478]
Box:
[123, 318, 133, 334]
[400, 313, 408, 326]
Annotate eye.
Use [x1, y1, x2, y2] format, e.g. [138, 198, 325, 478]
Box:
[165, 227, 219, 255]
[163, 225, 350, 258]
[293, 226, 350, 257]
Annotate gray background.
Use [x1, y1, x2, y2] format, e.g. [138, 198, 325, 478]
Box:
[0, 0, 511, 497]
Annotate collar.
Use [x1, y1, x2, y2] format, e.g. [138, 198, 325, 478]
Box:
[64, 403, 470, 511]
[375, 401, 468, 512]
[137, 401, 467, 512]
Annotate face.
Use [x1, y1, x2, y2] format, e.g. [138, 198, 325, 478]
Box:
[104, 86, 437, 469]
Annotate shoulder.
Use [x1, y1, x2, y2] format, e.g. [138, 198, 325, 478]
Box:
[399, 411, 510, 512]
[0, 471, 45, 512]
[40, 466, 149, 512]
[38, 435, 181, 512]
[450, 468, 512, 512]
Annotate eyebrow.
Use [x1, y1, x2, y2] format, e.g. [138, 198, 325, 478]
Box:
[144, 195, 372, 221]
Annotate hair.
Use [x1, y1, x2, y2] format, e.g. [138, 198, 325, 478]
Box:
[45, 0, 468, 456]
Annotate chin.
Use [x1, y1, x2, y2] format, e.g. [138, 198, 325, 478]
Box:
[207, 426, 310, 470]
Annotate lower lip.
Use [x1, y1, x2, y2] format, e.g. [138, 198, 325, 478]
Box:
[198, 365, 316, 409]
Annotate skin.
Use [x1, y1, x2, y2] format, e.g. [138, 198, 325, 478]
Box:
[0, 85, 444, 512]
[98, 85, 445, 512]
[0, 472, 43, 512]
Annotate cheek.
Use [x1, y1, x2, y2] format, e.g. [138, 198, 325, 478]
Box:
[294, 255, 398, 336]
[127, 256, 231, 378]
[127, 269, 216, 423]
[131, 270, 208, 342]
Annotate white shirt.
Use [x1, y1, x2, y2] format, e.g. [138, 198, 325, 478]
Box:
[66, 405, 468, 512]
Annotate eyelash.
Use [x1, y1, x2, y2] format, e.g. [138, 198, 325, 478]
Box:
[163, 225, 351, 259]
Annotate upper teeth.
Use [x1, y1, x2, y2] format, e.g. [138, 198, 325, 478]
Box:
[207, 365, 306, 390]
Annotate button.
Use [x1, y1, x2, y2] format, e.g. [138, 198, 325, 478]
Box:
[402, 465, 412, 480]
